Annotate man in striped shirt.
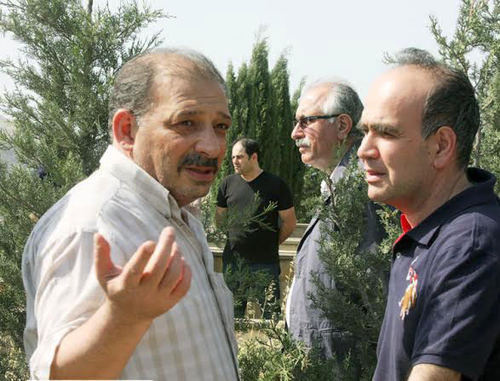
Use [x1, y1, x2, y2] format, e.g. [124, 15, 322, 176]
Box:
[23, 48, 239, 380]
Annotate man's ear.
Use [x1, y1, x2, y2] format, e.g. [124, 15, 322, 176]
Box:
[429, 126, 456, 169]
[337, 114, 353, 140]
[112, 109, 137, 157]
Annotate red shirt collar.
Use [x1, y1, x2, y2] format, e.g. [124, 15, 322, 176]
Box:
[393, 214, 412, 247]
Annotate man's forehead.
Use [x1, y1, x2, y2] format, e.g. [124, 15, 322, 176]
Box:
[362, 66, 432, 123]
[297, 87, 328, 115]
[152, 73, 223, 96]
[148, 73, 229, 119]
[232, 142, 245, 153]
[370, 66, 434, 101]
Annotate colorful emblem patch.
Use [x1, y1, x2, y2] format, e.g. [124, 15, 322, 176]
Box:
[399, 257, 419, 320]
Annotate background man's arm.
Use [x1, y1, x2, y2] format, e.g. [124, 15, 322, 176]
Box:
[50, 227, 191, 379]
[278, 207, 296, 244]
[407, 364, 461, 381]
[215, 206, 227, 228]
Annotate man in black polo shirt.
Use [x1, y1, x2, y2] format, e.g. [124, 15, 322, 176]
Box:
[216, 138, 296, 317]
[358, 48, 500, 380]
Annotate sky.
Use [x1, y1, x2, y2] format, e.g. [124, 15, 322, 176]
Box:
[0, 0, 461, 103]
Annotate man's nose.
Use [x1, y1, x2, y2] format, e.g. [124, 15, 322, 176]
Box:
[196, 125, 224, 158]
[291, 123, 303, 140]
[357, 133, 378, 160]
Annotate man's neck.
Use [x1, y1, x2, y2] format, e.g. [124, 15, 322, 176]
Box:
[404, 170, 471, 228]
[241, 167, 263, 182]
[323, 139, 354, 174]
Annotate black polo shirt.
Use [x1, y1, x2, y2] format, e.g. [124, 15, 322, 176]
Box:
[374, 168, 500, 381]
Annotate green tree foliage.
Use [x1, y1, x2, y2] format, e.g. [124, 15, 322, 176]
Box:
[294, 166, 322, 221]
[430, 0, 499, 191]
[271, 54, 301, 196]
[208, 62, 239, 203]
[238, 321, 338, 381]
[288, 80, 312, 220]
[249, 38, 279, 174]
[0, 0, 164, 377]
[235, 63, 252, 137]
[309, 159, 398, 380]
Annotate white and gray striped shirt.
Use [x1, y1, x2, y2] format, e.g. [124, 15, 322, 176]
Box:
[23, 145, 239, 380]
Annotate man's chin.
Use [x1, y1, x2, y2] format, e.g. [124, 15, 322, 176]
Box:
[367, 186, 392, 204]
[171, 185, 211, 207]
[300, 154, 313, 166]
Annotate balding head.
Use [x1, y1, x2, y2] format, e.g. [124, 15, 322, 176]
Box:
[108, 48, 226, 131]
[388, 48, 480, 168]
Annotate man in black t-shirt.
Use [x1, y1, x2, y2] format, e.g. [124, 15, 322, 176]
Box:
[216, 138, 296, 318]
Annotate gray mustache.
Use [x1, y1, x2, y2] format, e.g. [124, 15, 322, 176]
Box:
[180, 153, 218, 169]
[295, 137, 311, 147]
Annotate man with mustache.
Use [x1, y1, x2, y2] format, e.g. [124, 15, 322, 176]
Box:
[216, 138, 296, 318]
[358, 48, 500, 381]
[22, 48, 239, 380]
[286, 81, 383, 360]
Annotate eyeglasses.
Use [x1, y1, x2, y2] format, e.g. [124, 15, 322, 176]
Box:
[293, 114, 341, 129]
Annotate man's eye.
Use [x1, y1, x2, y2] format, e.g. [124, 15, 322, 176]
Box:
[215, 123, 230, 131]
[179, 120, 193, 127]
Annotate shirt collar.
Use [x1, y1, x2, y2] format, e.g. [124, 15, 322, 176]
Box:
[99, 145, 182, 220]
[394, 168, 497, 250]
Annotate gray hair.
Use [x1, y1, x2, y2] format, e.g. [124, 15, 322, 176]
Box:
[301, 80, 364, 137]
[392, 47, 480, 169]
[108, 47, 226, 129]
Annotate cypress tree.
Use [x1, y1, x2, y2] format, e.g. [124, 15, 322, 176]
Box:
[221, 62, 240, 177]
[248, 38, 278, 173]
[271, 54, 295, 187]
[235, 63, 252, 137]
[209, 62, 238, 203]
[0, 0, 164, 377]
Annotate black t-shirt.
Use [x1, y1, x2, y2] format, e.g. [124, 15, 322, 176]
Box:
[216, 171, 293, 264]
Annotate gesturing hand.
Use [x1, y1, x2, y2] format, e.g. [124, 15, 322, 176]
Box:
[94, 226, 192, 324]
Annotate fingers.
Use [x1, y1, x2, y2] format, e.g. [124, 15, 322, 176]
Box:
[145, 229, 191, 301]
[117, 226, 191, 310]
[170, 259, 192, 300]
[94, 233, 123, 288]
[142, 227, 176, 284]
[159, 242, 184, 291]
[122, 240, 156, 286]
